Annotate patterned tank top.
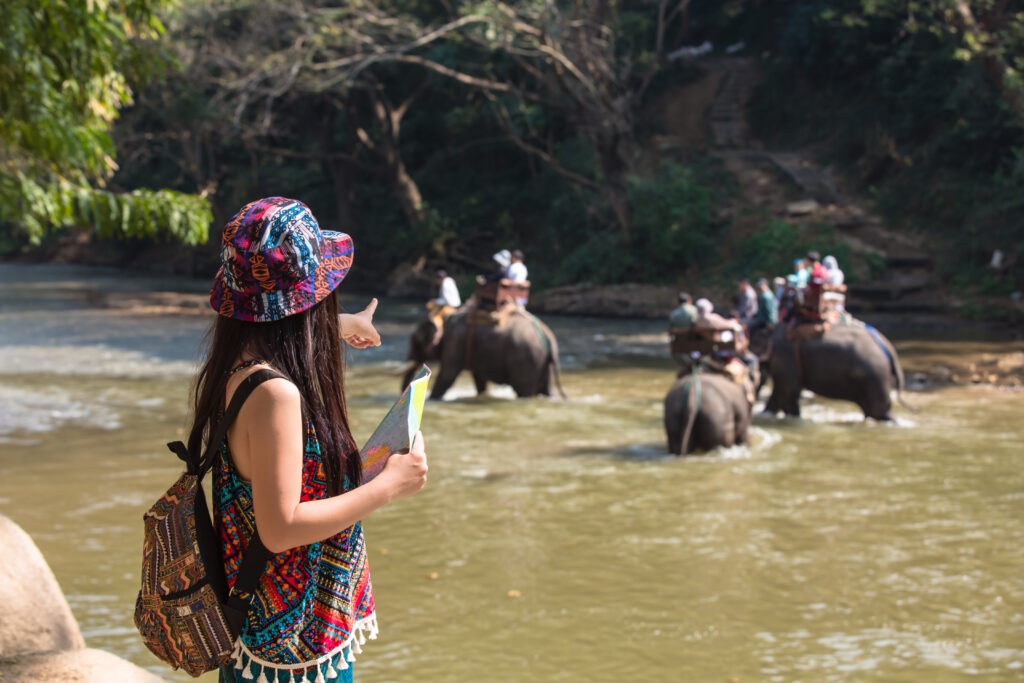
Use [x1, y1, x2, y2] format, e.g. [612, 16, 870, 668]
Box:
[214, 361, 376, 683]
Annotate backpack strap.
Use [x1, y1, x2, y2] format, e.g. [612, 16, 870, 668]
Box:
[167, 366, 284, 640]
[199, 368, 284, 480]
[166, 368, 284, 479]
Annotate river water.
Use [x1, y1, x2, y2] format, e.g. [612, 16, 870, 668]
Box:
[1, 264, 1022, 682]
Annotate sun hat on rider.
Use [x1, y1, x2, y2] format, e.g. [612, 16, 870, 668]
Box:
[695, 298, 714, 315]
[209, 197, 353, 322]
[492, 249, 511, 268]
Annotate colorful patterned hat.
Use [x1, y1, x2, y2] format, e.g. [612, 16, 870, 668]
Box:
[209, 197, 353, 322]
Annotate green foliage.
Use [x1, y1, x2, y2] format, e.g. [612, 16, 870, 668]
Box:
[736, 0, 1024, 291]
[548, 159, 731, 286]
[626, 159, 728, 280]
[9, 176, 210, 244]
[732, 220, 853, 283]
[0, 0, 211, 245]
[77, 0, 1021, 304]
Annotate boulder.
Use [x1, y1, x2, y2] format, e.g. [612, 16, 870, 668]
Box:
[0, 514, 84, 657]
[530, 283, 678, 318]
[386, 255, 434, 299]
[0, 647, 163, 682]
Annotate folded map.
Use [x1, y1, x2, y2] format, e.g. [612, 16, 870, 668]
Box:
[359, 365, 430, 482]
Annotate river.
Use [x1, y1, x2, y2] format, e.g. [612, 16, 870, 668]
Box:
[1, 264, 1021, 682]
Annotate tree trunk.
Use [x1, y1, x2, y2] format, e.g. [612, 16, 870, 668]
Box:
[367, 89, 425, 226]
[322, 156, 358, 232]
[318, 104, 358, 232]
[390, 158, 425, 226]
[592, 128, 633, 242]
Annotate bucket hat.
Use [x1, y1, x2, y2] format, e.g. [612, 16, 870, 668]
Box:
[209, 197, 353, 322]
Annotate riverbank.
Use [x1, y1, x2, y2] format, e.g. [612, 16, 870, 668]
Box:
[34, 266, 1023, 389]
[899, 340, 1024, 390]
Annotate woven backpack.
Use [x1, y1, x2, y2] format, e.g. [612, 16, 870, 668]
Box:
[134, 369, 279, 677]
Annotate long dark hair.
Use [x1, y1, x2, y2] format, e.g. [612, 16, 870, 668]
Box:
[188, 290, 360, 495]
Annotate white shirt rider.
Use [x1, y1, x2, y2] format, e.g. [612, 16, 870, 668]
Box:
[507, 261, 527, 282]
[436, 276, 461, 307]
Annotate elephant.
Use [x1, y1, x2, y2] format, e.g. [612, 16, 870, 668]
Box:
[663, 371, 751, 455]
[402, 308, 565, 400]
[763, 322, 915, 420]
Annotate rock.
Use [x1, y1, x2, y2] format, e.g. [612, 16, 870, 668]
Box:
[784, 199, 820, 216]
[997, 352, 1024, 371]
[0, 514, 84, 658]
[530, 283, 678, 318]
[386, 255, 434, 299]
[0, 647, 163, 682]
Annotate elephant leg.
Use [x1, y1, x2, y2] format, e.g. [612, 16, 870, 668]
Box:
[663, 384, 685, 455]
[861, 387, 893, 421]
[537, 361, 553, 397]
[735, 402, 751, 445]
[665, 408, 683, 455]
[401, 363, 421, 393]
[767, 373, 801, 416]
[755, 370, 768, 402]
[510, 363, 542, 397]
[784, 394, 801, 417]
[473, 373, 488, 396]
[721, 419, 736, 448]
[430, 363, 461, 400]
[510, 378, 536, 398]
[692, 413, 718, 452]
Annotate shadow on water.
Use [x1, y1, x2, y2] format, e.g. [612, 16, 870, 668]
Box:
[560, 441, 673, 462]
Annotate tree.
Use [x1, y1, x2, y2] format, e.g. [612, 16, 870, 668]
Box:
[157, 0, 434, 230]
[343, 0, 690, 241]
[0, 0, 211, 245]
[946, 0, 1024, 125]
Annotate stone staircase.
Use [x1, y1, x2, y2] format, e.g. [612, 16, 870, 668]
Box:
[701, 57, 946, 320]
[709, 58, 760, 149]
[842, 231, 944, 316]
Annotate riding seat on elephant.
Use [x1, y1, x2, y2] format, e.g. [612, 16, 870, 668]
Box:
[763, 320, 916, 420]
[402, 305, 565, 400]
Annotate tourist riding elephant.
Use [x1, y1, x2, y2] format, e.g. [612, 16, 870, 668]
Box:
[402, 310, 566, 400]
[764, 322, 915, 419]
[663, 371, 751, 455]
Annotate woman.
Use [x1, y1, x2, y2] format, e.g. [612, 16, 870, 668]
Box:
[823, 254, 845, 285]
[192, 197, 428, 682]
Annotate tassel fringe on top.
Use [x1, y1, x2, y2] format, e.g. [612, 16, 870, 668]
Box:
[231, 613, 378, 682]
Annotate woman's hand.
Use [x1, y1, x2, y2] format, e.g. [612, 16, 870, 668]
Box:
[377, 431, 428, 501]
[339, 298, 382, 349]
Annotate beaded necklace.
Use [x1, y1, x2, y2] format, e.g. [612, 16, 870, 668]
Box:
[228, 358, 269, 376]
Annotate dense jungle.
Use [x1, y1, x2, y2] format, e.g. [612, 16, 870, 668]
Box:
[3, 0, 1023, 321]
